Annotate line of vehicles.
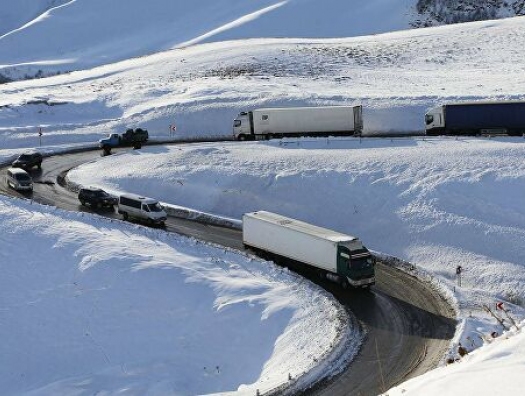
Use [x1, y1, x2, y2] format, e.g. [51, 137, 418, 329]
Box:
[4, 153, 376, 289]
[78, 187, 167, 226]
[7, 99, 524, 291]
[76, 187, 376, 289]
[232, 100, 525, 140]
[77, 189, 376, 289]
[4, 152, 168, 227]
[77, 184, 375, 288]
[93, 101, 525, 149]
[5, 152, 43, 192]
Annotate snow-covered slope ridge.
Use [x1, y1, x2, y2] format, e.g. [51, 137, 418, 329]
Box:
[3, 0, 525, 81]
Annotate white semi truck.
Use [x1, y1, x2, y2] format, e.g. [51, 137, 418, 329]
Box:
[242, 211, 375, 288]
[233, 105, 363, 141]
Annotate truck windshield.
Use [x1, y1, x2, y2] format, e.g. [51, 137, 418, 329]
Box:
[425, 114, 434, 125]
[351, 255, 374, 270]
[234, 120, 241, 127]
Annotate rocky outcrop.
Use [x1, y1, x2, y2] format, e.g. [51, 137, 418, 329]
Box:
[412, 0, 525, 27]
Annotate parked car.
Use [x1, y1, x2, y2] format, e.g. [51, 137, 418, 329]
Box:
[117, 193, 167, 226]
[12, 152, 43, 170]
[5, 167, 33, 192]
[78, 187, 117, 209]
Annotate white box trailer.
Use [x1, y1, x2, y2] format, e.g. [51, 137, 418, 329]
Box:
[242, 211, 375, 288]
[233, 105, 363, 141]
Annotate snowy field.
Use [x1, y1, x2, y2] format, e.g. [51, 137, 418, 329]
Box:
[1, 0, 525, 395]
[0, 0, 415, 80]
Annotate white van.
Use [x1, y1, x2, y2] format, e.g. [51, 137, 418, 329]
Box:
[117, 193, 167, 226]
[6, 167, 33, 191]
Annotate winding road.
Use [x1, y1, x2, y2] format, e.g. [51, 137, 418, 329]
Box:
[0, 147, 456, 396]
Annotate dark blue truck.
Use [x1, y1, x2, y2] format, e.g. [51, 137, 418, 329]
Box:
[425, 101, 525, 136]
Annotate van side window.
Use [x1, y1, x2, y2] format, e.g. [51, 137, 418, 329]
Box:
[120, 196, 141, 209]
[142, 204, 150, 212]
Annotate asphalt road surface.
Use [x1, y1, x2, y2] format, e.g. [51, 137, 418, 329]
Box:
[0, 148, 456, 396]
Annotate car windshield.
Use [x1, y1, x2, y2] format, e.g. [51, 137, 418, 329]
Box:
[15, 173, 31, 181]
[146, 203, 163, 212]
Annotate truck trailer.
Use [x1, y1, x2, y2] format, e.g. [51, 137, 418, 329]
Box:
[233, 105, 363, 141]
[242, 211, 375, 288]
[425, 101, 525, 136]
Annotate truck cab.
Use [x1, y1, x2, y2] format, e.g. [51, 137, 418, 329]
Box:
[425, 106, 445, 135]
[336, 242, 376, 288]
[99, 133, 120, 148]
[233, 112, 253, 140]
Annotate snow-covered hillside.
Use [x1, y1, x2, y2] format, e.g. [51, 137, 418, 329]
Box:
[0, 0, 69, 37]
[2, 0, 525, 82]
[1, 1, 525, 395]
[0, 0, 415, 81]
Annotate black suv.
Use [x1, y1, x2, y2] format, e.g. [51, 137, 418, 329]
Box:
[78, 187, 117, 209]
[12, 152, 43, 170]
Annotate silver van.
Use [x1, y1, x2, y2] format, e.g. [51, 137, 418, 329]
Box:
[6, 167, 33, 191]
[117, 193, 167, 226]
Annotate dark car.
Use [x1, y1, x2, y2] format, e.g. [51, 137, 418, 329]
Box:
[12, 152, 43, 170]
[78, 187, 117, 209]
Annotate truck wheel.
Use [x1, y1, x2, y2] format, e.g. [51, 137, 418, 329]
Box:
[266, 134, 273, 141]
[238, 134, 246, 141]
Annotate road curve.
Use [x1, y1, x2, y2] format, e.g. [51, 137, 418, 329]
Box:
[0, 147, 456, 396]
